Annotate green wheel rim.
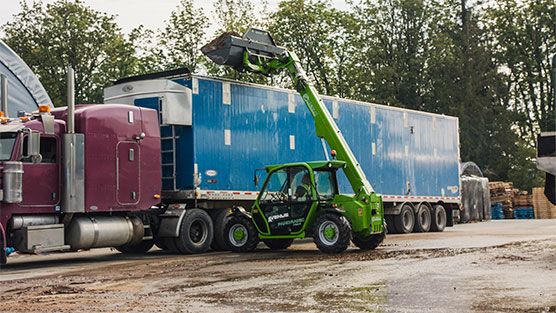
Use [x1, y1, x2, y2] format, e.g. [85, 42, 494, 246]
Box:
[229, 224, 248, 247]
[318, 220, 339, 245]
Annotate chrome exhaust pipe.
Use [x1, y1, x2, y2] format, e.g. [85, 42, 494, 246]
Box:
[66, 66, 75, 134]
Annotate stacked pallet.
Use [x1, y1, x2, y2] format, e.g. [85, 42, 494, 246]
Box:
[513, 190, 533, 207]
[532, 187, 556, 219]
[489, 182, 514, 219]
[490, 203, 505, 220]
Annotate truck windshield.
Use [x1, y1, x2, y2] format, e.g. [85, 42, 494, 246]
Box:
[0, 132, 17, 161]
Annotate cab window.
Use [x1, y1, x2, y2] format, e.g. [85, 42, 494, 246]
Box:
[0, 132, 17, 161]
[22, 136, 57, 163]
[314, 170, 337, 199]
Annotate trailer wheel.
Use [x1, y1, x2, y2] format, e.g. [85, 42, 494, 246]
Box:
[224, 214, 259, 252]
[313, 213, 352, 254]
[414, 204, 432, 233]
[352, 231, 385, 250]
[211, 209, 231, 251]
[393, 204, 414, 234]
[263, 238, 294, 250]
[116, 240, 154, 254]
[174, 209, 214, 254]
[430, 205, 447, 232]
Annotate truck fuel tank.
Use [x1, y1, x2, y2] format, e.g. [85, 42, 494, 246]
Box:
[66, 215, 144, 250]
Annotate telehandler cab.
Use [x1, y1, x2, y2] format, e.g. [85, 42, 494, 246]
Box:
[202, 29, 385, 253]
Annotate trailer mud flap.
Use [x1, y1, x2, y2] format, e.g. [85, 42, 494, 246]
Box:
[157, 208, 186, 238]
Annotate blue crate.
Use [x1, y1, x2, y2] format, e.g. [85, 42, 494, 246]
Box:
[491, 203, 505, 220]
[513, 207, 534, 219]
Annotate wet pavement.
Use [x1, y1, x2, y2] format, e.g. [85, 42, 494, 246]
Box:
[1, 220, 555, 312]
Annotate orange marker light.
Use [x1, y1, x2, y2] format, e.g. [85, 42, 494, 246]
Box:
[153, 194, 161, 199]
[330, 149, 337, 157]
[39, 105, 50, 113]
[0, 112, 4, 117]
[20, 116, 29, 122]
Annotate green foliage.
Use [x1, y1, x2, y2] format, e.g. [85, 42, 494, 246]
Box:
[158, 0, 208, 71]
[2, 0, 141, 106]
[485, 0, 556, 136]
[269, 0, 359, 96]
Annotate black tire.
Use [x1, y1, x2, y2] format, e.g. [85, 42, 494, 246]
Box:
[174, 208, 214, 254]
[430, 205, 447, 232]
[263, 238, 294, 250]
[223, 214, 259, 252]
[414, 204, 432, 233]
[313, 213, 352, 254]
[352, 231, 385, 250]
[116, 240, 155, 254]
[394, 204, 415, 234]
[1, 244, 6, 265]
[385, 215, 396, 234]
[211, 209, 231, 251]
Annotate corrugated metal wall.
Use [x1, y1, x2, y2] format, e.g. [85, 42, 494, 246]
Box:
[171, 76, 459, 199]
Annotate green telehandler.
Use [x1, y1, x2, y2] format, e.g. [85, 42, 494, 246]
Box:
[202, 29, 385, 253]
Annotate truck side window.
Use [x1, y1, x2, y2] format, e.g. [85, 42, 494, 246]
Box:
[21, 136, 57, 163]
[40, 137, 57, 163]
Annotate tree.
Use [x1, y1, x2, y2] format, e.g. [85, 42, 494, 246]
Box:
[2, 0, 142, 106]
[203, 0, 269, 82]
[269, 0, 359, 97]
[485, 0, 556, 137]
[157, 0, 208, 71]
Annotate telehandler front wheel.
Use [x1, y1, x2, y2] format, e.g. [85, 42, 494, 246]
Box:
[313, 213, 352, 254]
[224, 215, 259, 252]
[352, 231, 385, 250]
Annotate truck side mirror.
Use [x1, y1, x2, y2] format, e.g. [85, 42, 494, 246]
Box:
[23, 131, 42, 163]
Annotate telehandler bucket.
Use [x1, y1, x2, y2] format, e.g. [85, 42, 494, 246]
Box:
[201, 28, 286, 71]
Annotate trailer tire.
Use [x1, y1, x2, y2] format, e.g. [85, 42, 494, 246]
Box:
[393, 204, 414, 234]
[116, 240, 154, 254]
[352, 231, 385, 250]
[263, 238, 294, 250]
[224, 214, 259, 252]
[414, 204, 432, 233]
[430, 205, 447, 232]
[211, 209, 231, 251]
[174, 209, 214, 254]
[313, 213, 352, 254]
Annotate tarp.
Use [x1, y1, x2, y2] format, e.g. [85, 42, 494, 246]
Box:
[0, 39, 52, 116]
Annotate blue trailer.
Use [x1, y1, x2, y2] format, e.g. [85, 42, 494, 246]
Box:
[105, 69, 460, 235]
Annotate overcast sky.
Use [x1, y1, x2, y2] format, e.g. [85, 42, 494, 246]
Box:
[1, 0, 351, 36]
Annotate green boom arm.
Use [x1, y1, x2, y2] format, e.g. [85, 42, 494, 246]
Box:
[242, 50, 374, 199]
[201, 29, 384, 235]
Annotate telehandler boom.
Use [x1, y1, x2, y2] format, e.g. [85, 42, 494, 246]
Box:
[202, 28, 385, 253]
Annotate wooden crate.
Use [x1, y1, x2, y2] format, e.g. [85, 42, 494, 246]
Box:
[532, 187, 556, 219]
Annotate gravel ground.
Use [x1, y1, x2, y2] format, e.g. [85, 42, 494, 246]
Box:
[0, 220, 555, 313]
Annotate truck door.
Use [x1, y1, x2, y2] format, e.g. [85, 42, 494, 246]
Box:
[21, 135, 60, 206]
[117, 141, 140, 205]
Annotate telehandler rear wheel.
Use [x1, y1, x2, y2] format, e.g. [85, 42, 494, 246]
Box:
[224, 215, 259, 252]
[263, 238, 293, 250]
[352, 232, 385, 250]
[313, 213, 352, 254]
